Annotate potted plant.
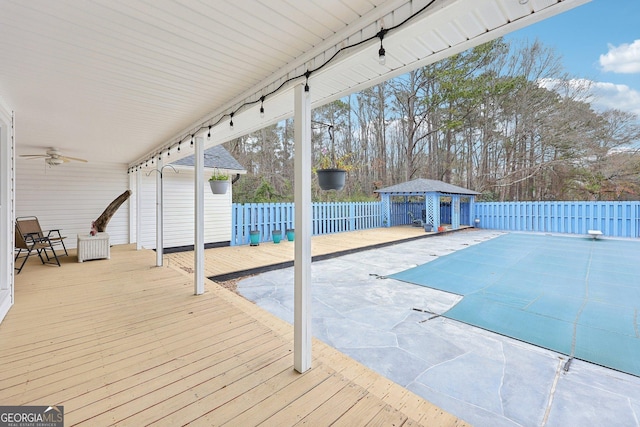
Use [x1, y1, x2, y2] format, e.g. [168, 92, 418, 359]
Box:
[315, 148, 353, 191]
[209, 171, 229, 194]
[272, 229, 282, 244]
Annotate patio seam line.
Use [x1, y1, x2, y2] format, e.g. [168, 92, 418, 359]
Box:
[208, 228, 465, 282]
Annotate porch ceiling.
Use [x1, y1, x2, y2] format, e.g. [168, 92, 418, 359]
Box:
[0, 0, 588, 165]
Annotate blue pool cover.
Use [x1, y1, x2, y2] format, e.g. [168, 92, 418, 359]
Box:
[389, 233, 640, 376]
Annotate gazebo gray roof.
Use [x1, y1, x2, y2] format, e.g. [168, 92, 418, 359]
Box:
[172, 145, 245, 172]
[375, 178, 479, 195]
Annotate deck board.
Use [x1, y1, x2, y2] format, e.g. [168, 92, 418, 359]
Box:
[1, 228, 470, 426]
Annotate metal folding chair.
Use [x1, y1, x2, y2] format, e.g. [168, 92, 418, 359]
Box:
[14, 225, 61, 273]
[16, 216, 68, 256]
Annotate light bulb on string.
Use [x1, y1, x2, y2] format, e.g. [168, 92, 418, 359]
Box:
[207, 127, 211, 139]
[229, 112, 234, 130]
[378, 28, 387, 65]
[260, 96, 265, 118]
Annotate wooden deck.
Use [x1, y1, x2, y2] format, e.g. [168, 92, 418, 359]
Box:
[165, 225, 439, 280]
[2, 228, 469, 426]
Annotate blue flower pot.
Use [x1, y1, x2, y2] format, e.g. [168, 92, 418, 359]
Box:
[249, 230, 260, 246]
[286, 229, 295, 241]
[272, 230, 282, 244]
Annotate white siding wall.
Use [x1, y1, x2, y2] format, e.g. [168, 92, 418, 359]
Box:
[15, 159, 130, 249]
[138, 167, 232, 250]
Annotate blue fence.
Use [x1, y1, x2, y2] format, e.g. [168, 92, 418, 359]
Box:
[231, 201, 640, 245]
[231, 202, 381, 245]
[474, 201, 640, 238]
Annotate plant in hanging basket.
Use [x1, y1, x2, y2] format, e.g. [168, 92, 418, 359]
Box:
[209, 171, 229, 194]
[314, 147, 353, 191]
[316, 169, 346, 191]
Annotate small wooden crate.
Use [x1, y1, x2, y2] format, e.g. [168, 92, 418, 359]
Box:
[77, 232, 110, 262]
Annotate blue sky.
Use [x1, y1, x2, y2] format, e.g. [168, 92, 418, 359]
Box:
[505, 0, 640, 117]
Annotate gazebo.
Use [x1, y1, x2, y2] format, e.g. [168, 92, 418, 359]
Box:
[375, 178, 480, 231]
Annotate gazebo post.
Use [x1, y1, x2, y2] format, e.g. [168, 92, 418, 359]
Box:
[470, 196, 476, 226]
[452, 194, 461, 229]
[430, 193, 441, 230]
[380, 193, 391, 227]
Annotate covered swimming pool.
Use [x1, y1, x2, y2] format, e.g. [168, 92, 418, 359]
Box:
[389, 233, 640, 376]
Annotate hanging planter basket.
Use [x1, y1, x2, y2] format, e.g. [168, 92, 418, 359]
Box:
[209, 180, 229, 195]
[316, 168, 346, 191]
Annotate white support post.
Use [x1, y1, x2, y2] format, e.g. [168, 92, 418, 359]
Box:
[294, 82, 312, 373]
[135, 168, 142, 250]
[156, 157, 163, 267]
[194, 136, 205, 295]
[0, 107, 14, 324]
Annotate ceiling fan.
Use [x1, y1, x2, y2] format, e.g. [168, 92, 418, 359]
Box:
[20, 147, 88, 166]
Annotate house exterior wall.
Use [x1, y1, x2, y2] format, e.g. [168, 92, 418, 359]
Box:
[15, 159, 130, 249]
[137, 167, 232, 250]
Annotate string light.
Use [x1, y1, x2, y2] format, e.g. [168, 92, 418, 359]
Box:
[177, 141, 181, 152]
[129, 1, 437, 170]
[378, 28, 387, 65]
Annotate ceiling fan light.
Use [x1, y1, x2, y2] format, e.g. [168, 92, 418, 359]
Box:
[46, 158, 64, 166]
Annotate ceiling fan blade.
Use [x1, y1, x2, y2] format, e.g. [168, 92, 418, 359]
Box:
[19, 154, 48, 159]
[61, 156, 88, 163]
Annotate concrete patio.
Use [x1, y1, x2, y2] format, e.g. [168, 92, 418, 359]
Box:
[237, 229, 640, 426]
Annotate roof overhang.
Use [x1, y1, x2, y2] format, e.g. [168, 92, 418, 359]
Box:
[0, 0, 590, 167]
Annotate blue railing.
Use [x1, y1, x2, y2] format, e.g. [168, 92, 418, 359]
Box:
[231, 202, 381, 245]
[474, 201, 640, 238]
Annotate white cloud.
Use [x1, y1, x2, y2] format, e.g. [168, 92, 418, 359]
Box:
[538, 78, 640, 117]
[599, 40, 640, 74]
[589, 81, 640, 116]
